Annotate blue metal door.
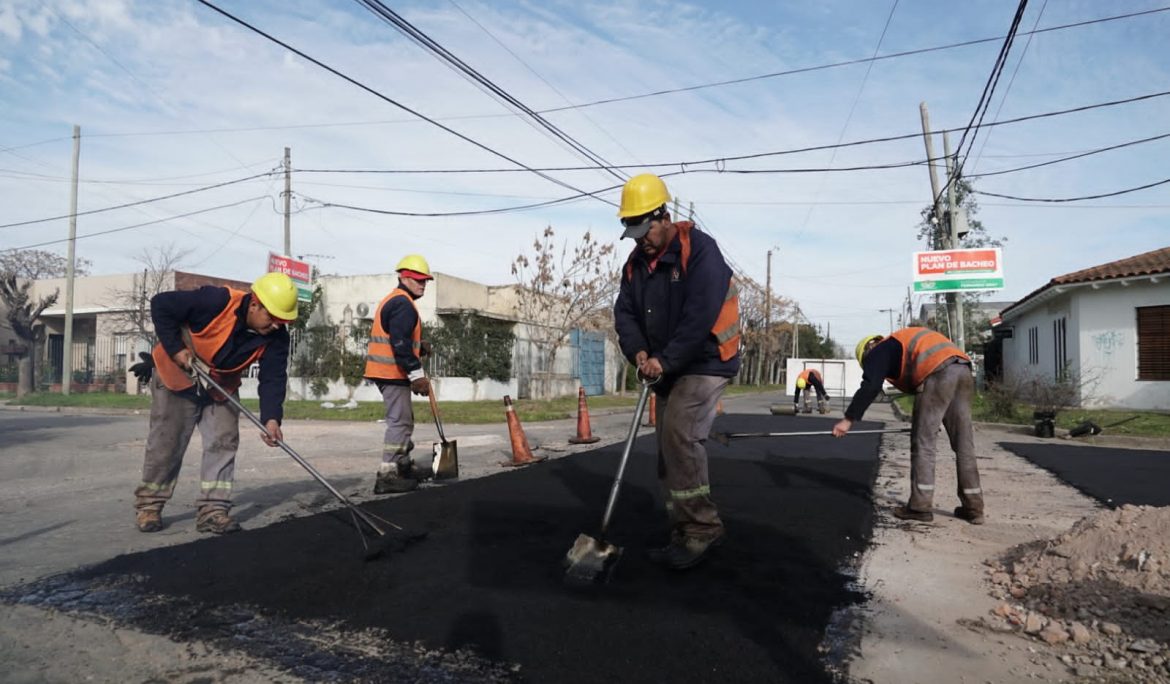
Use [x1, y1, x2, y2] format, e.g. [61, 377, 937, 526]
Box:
[573, 329, 606, 396]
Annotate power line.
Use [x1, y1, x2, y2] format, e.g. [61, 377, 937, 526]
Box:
[966, 131, 1170, 179]
[974, 177, 1170, 202]
[0, 171, 277, 229]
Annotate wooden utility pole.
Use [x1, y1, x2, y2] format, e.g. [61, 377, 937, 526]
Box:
[283, 146, 292, 255]
[943, 132, 965, 352]
[61, 125, 81, 395]
[919, 103, 960, 342]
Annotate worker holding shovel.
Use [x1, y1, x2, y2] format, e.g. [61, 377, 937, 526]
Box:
[833, 328, 984, 525]
[128, 272, 298, 535]
[613, 174, 742, 570]
[364, 255, 435, 494]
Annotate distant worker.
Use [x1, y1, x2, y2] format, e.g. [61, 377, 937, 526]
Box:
[364, 255, 435, 494]
[794, 368, 829, 414]
[613, 173, 742, 570]
[833, 327, 984, 525]
[129, 272, 298, 534]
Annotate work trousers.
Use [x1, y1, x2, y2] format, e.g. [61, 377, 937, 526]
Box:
[794, 377, 828, 406]
[655, 374, 728, 541]
[908, 359, 984, 513]
[380, 383, 415, 469]
[134, 373, 241, 514]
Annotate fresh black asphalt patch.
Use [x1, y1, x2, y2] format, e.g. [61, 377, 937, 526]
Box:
[5, 413, 889, 683]
[1000, 442, 1170, 508]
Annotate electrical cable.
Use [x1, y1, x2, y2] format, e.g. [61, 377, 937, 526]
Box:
[974, 177, 1170, 202]
[966, 132, 1170, 179]
[0, 171, 277, 229]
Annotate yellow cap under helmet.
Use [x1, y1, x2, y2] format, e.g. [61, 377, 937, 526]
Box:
[251, 272, 299, 321]
[617, 173, 671, 218]
[855, 334, 883, 364]
[796, 377, 807, 389]
[395, 254, 432, 278]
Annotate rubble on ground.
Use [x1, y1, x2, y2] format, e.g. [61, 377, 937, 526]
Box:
[976, 505, 1170, 683]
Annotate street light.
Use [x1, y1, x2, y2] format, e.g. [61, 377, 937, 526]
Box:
[879, 308, 896, 332]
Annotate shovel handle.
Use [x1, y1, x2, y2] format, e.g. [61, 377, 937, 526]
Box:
[427, 387, 448, 443]
[598, 378, 656, 535]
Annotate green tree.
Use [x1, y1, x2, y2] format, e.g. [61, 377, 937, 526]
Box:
[425, 313, 514, 382]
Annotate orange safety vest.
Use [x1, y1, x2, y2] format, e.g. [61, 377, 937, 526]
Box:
[151, 288, 264, 397]
[624, 222, 742, 362]
[797, 368, 822, 384]
[364, 288, 421, 381]
[885, 327, 969, 392]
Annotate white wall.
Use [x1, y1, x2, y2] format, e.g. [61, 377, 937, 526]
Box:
[1075, 280, 1170, 409]
[241, 375, 519, 403]
[1001, 292, 1072, 388]
[785, 357, 863, 398]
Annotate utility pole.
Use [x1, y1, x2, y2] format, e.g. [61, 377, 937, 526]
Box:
[791, 306, 800, 359]
[765, 250, 772, 333]
[879, 307, 896, 332]
[61, 125, 81, 395]
[943, 132, 965, 352]
[283, 146, 291, 256]
[919, 103, 959, 342]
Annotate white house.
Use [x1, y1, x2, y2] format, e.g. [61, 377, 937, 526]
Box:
[997, 247, 1170, 410]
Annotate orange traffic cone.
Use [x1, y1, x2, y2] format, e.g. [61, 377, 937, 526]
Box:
[568, 386, 600, 444]
[716, 399, 724, 416]
[501, 395, 546, 467]
[643, 393, 657, 427]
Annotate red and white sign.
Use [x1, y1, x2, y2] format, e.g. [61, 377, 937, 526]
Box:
[912, 248, 1004, 293]
[267, 253, 311, 282]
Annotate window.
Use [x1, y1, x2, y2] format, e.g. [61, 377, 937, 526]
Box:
[1053, 317, 1067, 379]
[1137, 305, 1170, 380]
[1028, 326, 1039, 365]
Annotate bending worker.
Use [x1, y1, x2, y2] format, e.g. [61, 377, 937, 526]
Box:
[364, 255, 434, 494]
[794, 367, 829, 414]
[130, 272, 297, 534]
[613, 173, 741, 570]
[832, 327, 984, 525]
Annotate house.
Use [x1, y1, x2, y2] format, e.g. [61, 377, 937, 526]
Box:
[995, 247, 1170, 410]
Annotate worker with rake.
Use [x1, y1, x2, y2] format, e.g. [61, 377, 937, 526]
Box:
[129, 272, 298, 534]
[834, 328, 985, 525]
[613, 173, 742, 570]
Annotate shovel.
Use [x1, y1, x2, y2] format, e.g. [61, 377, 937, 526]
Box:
[563, 377, 656, 586]
[187, 362, 406, 561]
[426, 387, 459, 480]
[710, 427, 910, 446]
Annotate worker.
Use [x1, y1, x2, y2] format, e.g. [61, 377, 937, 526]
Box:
[613, 173, 742, 570]
[794, 368, 829, 414]
[833, 328, 984, 525]
[364, 254, 434, 494]
[128, 272, 298, 534]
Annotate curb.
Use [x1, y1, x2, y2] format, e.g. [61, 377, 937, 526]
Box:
[0, 403, 148, 417]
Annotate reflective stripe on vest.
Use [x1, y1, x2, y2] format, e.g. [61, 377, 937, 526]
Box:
[151, 289, 264, 396]
[887, 327, 969, 392]
[623, 221, 741, 362]
[364, 288, 421, 381]
[797, 368, 822, 383]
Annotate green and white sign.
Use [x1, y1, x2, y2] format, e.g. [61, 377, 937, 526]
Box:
[912, 248, 1004, 294]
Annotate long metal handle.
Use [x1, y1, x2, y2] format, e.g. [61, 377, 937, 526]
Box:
[729, 427, 910, 439]
[598, 380, 654, 535]
[427, 388, 448, 444]
[188, 364, 388, 536]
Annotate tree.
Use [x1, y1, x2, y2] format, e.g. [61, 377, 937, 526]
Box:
[511, 226, 619, 398]
[425, 313, 514, 382]
[915, 178, 1007, 349]
[0, 274, 57, 397]
[0, 249, 91, 279]
[106, 244, 192, 346]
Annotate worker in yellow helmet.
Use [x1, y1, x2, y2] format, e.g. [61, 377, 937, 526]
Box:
[128, 272, 298, 535]
[793, 368, 829, 414]
[835, 328, 983, 525]
[364, 254, 435, 494]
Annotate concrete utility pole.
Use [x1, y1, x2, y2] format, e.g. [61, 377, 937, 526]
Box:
[61, 125, 81, 395]
[919, 103, 960, 343]
[283, 146, 292, 256]
[943, 132, 966, 352]
[765, 250, 772, 333]
[791, 306, 800, 359]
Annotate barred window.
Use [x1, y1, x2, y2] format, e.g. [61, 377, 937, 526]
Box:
[1137, 305, 1170, 381]
[1028, 326, 1039, 365]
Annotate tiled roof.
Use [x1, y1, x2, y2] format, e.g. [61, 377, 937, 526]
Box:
[1001, 246, 1170, 319]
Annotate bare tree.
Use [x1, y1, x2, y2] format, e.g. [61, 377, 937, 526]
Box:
[511, 226, 619, 398]
[0, 249, 91, 279]
[0, 274, 58, 397]
[106, 244, 192, 345]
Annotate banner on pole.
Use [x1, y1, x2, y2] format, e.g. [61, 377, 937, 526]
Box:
[912, 248, 1003, 293]
[266, 252, 313, 302]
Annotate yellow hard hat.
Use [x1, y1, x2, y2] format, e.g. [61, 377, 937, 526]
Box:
[796, 377, 807, 389]
[855, 334, 883, 364]
[617, 173, 671, 218]
[395, 254, 433, 280]
[251, 272, 299, 321]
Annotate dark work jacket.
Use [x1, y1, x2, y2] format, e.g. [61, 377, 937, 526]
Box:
[151, 286, 290, 424]
[371, 293, 422, 390]
[844, 337, 904, 422]
[613, 223, 741, 392]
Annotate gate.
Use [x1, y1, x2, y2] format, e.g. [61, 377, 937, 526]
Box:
[572, 329, 605, 396]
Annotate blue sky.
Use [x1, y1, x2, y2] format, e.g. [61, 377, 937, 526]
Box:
[2, 0, 1168, 349]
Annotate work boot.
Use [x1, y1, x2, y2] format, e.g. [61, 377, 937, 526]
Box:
[136, 509, 163, 533]
[196, 509, 241, 535]
[662, 533, 725, 570]
[405, 458, 434, 483]
[892, 505, 934, 523]
[374, 470, 418, 494]
[953, 506, 986, 525]
[645, 529, 687, 565]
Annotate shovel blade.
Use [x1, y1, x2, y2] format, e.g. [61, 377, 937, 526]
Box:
[563, 533, 622, 586]
[433, 441, 459, 480]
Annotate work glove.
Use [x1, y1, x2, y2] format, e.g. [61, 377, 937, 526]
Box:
[419, 340, 433, 359]
[129, 352, 154, 382]
[410, 376, 431, 397]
